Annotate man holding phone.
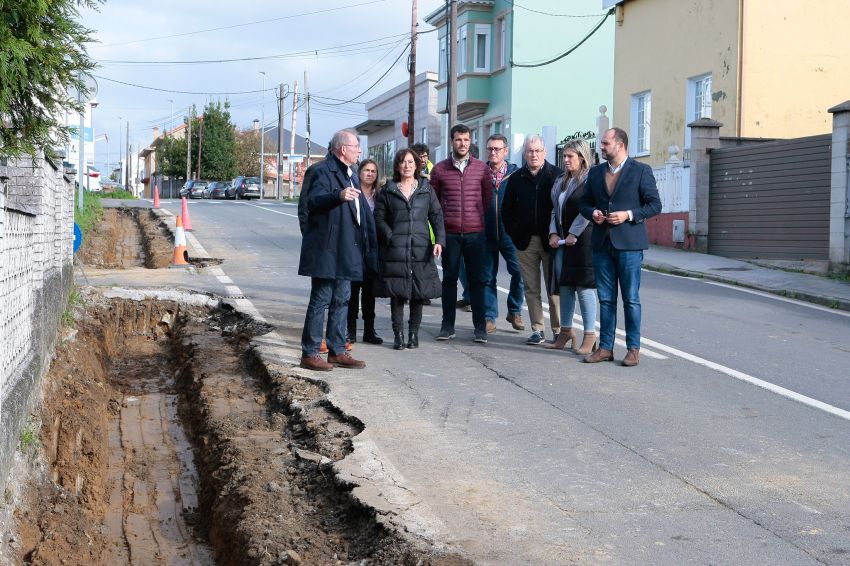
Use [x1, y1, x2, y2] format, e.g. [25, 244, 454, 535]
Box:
[579, 127, 662, 367]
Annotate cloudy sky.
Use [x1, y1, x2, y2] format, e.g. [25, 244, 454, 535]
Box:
[82, 0, 444, 170]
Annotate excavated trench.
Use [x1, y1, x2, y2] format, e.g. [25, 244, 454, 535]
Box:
[78, 208, 174, 269]
[11, 294, 470, 565]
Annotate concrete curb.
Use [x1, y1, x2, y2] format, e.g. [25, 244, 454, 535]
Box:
[643, 262, 850, 313]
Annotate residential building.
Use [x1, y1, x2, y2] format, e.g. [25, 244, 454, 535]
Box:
[424, 0, 614, 164]
[356, 71, 441, 178]
[608, 0, 850, 249]
[609, 0, 850, 165]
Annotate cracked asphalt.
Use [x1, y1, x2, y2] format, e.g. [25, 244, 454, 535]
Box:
[146, 199, 850, 566]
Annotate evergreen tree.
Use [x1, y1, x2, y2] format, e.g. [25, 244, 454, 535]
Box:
[196, 100, 237, 180]
[0, 0, 101, 158]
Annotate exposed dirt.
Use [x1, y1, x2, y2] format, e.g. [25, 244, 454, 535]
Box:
[7, 293, 472, 566]
[79, 208, 173, 269]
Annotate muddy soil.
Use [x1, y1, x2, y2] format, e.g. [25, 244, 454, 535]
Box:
[79, 208, 173, 269]
[8, 293, 471, 566]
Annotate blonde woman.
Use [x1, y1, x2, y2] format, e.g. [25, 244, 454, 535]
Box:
[546, 139, 598, 354]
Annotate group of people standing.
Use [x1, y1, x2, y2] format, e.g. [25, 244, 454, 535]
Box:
[297, 124, 661, 372]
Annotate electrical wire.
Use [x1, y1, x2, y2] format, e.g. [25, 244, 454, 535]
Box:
[92, 1, 387, 48]
[510, 9, 613, 68]
[512, 2, 607, 17]
[312, 42, 410, 106]
[92, 74, 277, 95]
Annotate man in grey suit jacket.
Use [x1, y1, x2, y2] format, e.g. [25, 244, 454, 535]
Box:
[579, 128, 662, 366]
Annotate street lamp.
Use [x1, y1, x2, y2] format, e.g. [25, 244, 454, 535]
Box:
[86, 98, 99, 192]
[259, 71, 266, 200]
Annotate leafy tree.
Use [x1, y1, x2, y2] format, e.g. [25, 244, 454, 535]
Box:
[194, 100, 236, 180]
[234, 128, 263, 177]
[0, 0, 101, 158]
[157, 134, 186, 179]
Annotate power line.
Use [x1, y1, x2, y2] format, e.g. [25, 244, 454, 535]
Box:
[92, 74, 277, 95]
[511, 9, 613, 68]
[312, 42, 410, 106]
[512, 2, 607, 17]
[96, 34, 411, 66]
[92, 0, 387, 48]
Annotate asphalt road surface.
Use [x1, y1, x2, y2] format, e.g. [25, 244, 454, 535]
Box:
[161, 199, 850, 566]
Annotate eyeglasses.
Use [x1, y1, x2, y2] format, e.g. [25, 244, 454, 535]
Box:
[343, 143, 361, 150]
[525, 149, 544, 155]
[486, 146, 505, 153]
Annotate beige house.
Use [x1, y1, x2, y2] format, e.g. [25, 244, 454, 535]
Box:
[608, 0, 850, 166]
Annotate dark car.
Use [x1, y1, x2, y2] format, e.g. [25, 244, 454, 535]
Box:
[180, 180, 209, 199]
[231, 176, 262, 200]
[206, 181, 231, 199]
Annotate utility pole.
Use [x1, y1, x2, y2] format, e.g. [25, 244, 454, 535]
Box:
[196, 114, 204, 180]
[259, 71, 266, 200]
[288, 79, 299, 198]
[277, 84, 285, 200]
[118, 116, 123, 186]
[125, 121, 130, 189]
[448, 0, 458, 133]
[305, 79, 312, 169]
[407, 0, 418, 146]
[186, 107, 192, 182]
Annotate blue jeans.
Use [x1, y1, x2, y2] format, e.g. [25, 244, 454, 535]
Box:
[484, 234, 524, 320]
[592, 240, 643, 350]
[301, 277, 351, 356]
[553, 247, 597, 333]
[442, 232, 486, 332]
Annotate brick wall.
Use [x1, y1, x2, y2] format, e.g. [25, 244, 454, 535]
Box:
[0, 154, 74, 490]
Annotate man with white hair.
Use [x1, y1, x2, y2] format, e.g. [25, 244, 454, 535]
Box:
[298, 129, 377, 371]
[502, 134, 564, 344]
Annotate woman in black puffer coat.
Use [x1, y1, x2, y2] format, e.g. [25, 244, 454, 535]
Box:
[374, 148, 446, 350]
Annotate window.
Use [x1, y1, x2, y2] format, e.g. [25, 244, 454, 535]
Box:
[474, 24, 491, 72]
[630, 91, 651, 156]
[496, 16, 507, 68]
[685, 73, 712, 146]
[458, 25, 467, 74]
[438, 35, 447, 82]
[488, 121, 502, 136]
[368, 139, 396, 180]
[421, 127, 427, 144]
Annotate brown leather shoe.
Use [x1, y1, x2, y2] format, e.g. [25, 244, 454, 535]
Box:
[300, 354, 333, 371]
[505, 313, 525, 331]
[327, 352, 366, 369]
[486, 319, 497, 333]
[622, 348, 640, 367]
[583, 348, 614, 363]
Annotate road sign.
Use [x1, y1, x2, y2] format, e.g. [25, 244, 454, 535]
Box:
[73, 223, 82, 253]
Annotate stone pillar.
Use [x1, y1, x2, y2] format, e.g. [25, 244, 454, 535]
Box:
[687, 118, 722, 253]
[828, 101, 850, 269]
[596, 105, 609, 163]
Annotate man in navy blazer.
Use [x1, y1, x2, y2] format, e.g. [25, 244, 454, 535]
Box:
[298, 128, 377, 371]
[579, 128, 662, 366]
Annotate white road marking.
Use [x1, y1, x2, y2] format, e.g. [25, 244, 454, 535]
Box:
[224, 285, 242, 296]
[240, 201, 298, 218]
[217, 275, 234, 284]
[185, 232, 210, 257]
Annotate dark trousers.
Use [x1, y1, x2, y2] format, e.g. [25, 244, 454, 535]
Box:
[390, 298, 424, 332]
[301, 277, 350, 356]
[348, 280, 376, 332]
[441, 232, 486, 332]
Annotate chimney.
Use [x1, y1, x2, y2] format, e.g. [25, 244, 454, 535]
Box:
[153, 126, 160, 141]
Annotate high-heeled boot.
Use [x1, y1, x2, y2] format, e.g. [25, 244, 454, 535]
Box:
[575, 332, 598, 355]
[393, 331, 406, 350]
[406, 326, 419, 349]
[544, 327, 576, 350]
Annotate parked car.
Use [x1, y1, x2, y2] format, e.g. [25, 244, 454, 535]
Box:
[231, 176, 262, 200]
[180, 180, 209, 199]
[206, 181, 231, 199]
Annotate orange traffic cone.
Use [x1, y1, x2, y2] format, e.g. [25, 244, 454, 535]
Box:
[181, 196, 193, 231]
[153, 183, 160, 209]
[170, 215, 190, 266]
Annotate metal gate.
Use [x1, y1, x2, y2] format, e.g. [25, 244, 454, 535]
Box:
[708, 134, 831, 259]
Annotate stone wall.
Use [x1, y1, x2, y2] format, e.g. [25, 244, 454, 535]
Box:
[0, 154, 74, 490]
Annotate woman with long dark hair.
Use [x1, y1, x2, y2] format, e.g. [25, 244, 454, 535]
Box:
[374, 149, 445, 350]
[348, 158, 384, 344]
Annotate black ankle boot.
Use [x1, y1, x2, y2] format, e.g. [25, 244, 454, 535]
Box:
[393, 331, 405, 350]
[347, 325, 357, 344]
[406, 331, 419, 349]
[363, 326, 383, 345]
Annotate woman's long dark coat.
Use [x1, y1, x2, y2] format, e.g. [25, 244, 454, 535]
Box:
[553, 176, 595, 289]
[373, 179, 446, 299]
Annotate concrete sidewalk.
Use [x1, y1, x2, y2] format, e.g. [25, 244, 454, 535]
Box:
[643, 246, 850, 312]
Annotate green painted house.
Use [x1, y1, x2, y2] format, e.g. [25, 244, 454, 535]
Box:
[424, 0, 614, 164]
